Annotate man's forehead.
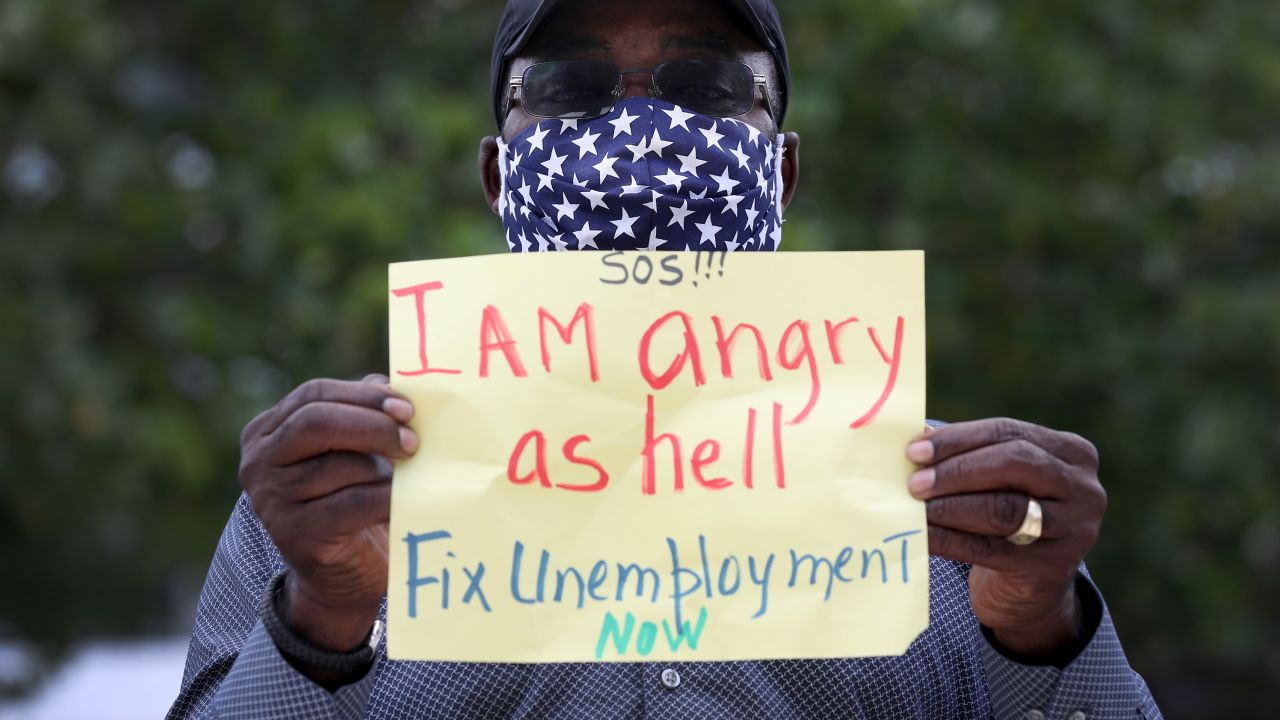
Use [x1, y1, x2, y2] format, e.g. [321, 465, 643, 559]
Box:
[525, 31, 745, 59]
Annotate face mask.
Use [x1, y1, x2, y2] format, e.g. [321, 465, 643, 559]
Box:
[497, 98, 784, 253]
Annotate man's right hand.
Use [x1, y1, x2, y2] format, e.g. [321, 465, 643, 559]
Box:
[238, 374, 417, 662]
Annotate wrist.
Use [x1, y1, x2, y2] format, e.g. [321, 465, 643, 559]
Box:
[987, 579, 1084, 663]
[259, 571, 383, 690]
[282, 573, 382, 652]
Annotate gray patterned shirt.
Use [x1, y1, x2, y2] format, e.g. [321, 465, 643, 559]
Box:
[169, 491, 1162, 720]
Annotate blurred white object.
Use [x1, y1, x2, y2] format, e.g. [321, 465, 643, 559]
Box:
[0, 637, 188, 720]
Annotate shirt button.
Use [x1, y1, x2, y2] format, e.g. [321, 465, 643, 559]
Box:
[660, 668, 681, 689]
[1024, 711, 1045, 720]
[1067, 712, 1088, 720]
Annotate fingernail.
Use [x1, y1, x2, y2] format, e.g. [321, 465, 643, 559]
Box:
[907, 468, 935, 496]
[399, 426, 419, 455]
[383, 397, 414, 423]
[906, 440, 934, 464]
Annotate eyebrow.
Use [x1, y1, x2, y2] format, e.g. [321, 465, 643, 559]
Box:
[661, 32, 737, 58]
[529, 34, 612, 57]
[530, 30, 740, 60]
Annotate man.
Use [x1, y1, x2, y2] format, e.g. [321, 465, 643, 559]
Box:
[171, 1, 1163, 718]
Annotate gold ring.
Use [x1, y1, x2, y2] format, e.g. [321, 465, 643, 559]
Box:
[1006, 497, 1043, 546]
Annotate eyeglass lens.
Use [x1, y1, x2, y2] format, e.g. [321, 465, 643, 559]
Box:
[520, 59, 756, 119]
[522, 60, 619, 119]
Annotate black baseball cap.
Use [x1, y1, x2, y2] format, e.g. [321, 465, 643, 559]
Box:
[489, 0, 791, 130]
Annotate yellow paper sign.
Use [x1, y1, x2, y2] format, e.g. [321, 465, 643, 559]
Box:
[387, 250, 927, 663]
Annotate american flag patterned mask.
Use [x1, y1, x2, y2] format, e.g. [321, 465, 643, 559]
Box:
[497, 97, 784, 253]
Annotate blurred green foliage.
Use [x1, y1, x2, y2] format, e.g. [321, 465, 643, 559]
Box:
[1, 0, 1277, 714]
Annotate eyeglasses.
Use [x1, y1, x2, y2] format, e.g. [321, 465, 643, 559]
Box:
[505, 59, 772, 121]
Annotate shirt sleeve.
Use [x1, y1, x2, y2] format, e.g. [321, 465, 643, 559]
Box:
[982, 573, 1164, 720]
[167, 493, 378, 719]
[209, 620, 376, 719]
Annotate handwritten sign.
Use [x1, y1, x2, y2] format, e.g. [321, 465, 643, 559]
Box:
[387, 250, 927, 663]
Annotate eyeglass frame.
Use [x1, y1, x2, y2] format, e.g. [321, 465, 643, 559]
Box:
[502, 59, 775, 122]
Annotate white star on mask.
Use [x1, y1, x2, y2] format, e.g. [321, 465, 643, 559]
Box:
[699, 124, 725, 148]
[574, 221, 602, 249]
[653, 169, 687, 191]
[625, 137, 650, 162]
[646, 226, 667, 251]
[663, 105, 695, 131]
[527, 124, 550, 152]
[541, 148, 567, 177]
[647, 130, 673, 156]
[676, 148, 707, 175]
[593, 154, 621, 182]
[694, 216, 722, 245]
[572, 129, 601, 159]
[552, 194, 579, 221]
[580, 187, 610, 210]
[710, 167, 740, 195]
[608, 108, 639, 138]
[611, 208, 640, 238]
[619, 175, 645, 195]
[668, 200, 694, 229]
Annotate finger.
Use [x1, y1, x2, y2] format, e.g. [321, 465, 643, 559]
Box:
[241, 407, 276, 448]
[280, 452, 394, 502]
[269, 401, 417, 465]
[909, 418, 1097, 469]
[358, 375, 414, 422]
[259, 378, 411, 437]
[245, 379, 387, 441]
[927, 525, 1025, 572]
[925, 493, 1066, 539]
[303, 479, 393, 538]
[909, 440, 1072, 500]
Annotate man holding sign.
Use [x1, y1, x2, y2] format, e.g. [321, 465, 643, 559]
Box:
[172, 1, 1162, 719]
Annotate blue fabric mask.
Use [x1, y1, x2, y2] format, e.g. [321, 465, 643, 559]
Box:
[497, 98, 784, 252]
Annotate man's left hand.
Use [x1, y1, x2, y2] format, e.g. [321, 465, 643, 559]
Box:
[905, 418, 1107, 660]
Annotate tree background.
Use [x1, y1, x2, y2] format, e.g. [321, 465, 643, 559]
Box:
[1, 0, 1277, 715]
